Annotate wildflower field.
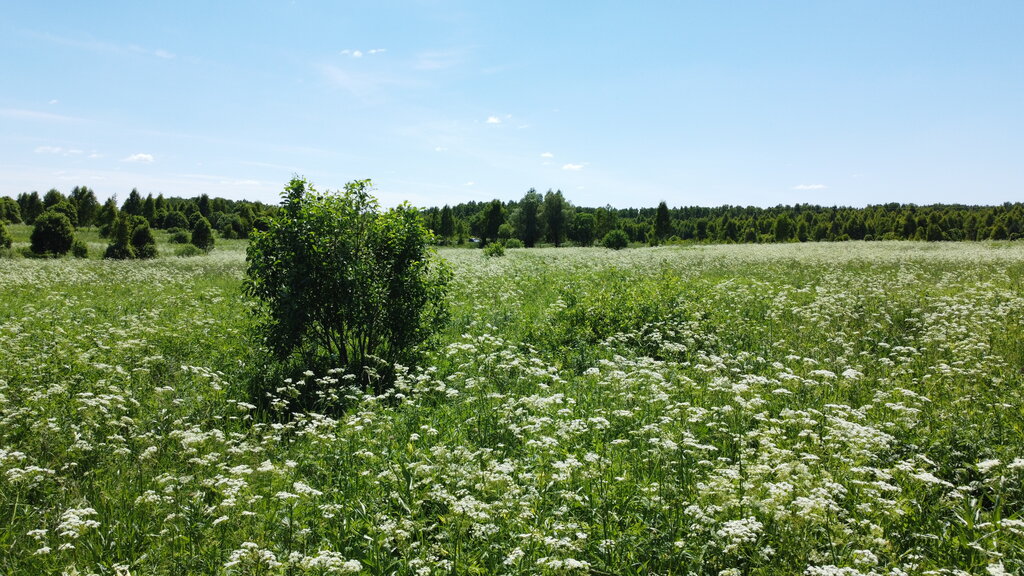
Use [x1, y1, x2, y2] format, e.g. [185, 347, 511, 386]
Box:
[1, 233, 1023, 575]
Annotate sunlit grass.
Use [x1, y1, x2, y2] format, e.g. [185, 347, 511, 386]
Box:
[1, 240, 1022, 574]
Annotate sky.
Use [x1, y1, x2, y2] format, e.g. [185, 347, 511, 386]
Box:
[1, 1, 1022, 209]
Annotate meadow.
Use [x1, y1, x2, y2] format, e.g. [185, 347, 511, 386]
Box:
[1, 227, 1022, 575]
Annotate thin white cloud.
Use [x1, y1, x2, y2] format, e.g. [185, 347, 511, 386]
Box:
[34, 146, 86, 156]
[123, 153, 154, 163]
[485, 116, 502, 124]
[415, 50, 461, 71]
[434, 146, 448, 152]
[562, 163, 584, 171]
[48, 99, 59, 105]
[540, 152, 554, 158]
[33, 32, 174, 60]
[464, 181, 475, 186]
[341, 48, 386, 58]
[793, 184, 827, 190]
[1, 108, 81, 122]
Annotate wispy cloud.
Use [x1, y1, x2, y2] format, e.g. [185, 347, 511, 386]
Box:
[318, 63, 409, 101]
[1, 108, 82, 123]
[540, 152, 554, 158]
[792, 184, 827, 190]
[123, 153, 154, 163]
[341, 48, 386, 58]
[31, 31, 174, 60]
[562, 163, 584, 171]
[485, 116, 502, 124]
[414, 49, 462, 71]
[35, 146, 87, 156]
[464, 181, 475, 186]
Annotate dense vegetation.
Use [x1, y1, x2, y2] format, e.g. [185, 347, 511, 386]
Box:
[0, 229, 1022, 574]
[3, 187, 276, 241]
[423, 191, 1024, 246]
[4, 185, 1022, 250]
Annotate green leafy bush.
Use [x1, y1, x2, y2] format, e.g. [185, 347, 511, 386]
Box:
[504, 238, 524, 249]
[483, 242, 506, 257]
[0, 221, 11, 249]
[30, 210, 75, 256]
[131, 220, 158, 259]
[602, 229, 629, 250]
[191, 216, 215, 252]
[104, 215, 135, 259]
[71, 239, 89, 258]
[245, 178, 451, 393]
[166, 228, 190, 244]
[174, 244, 204, 257]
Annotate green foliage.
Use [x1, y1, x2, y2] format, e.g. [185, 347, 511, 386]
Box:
[654, 200, 671, 240]
[504, 238, 524, 249]
[70, 185, 99, 227]
[245, 178, 452, 392]
[50, 199, 79, 228]
[1, 243, 1024, 573]
[0, 196, 22, 223]
[482, 199, 504, 245]
[570, 212, 597, 246]
[167, 228, 191, 244]
[162, 210, 189, 230]
[602, 228, 629, 250]
[104, 214, 137, 259]
[542, 189, 571, 247]
[121, 188, 144, 215]
[71, 238, 89, 258]
[174, 243, 205, 257]
[96, 197, 119, 237]
[30, 209, 75, 256]
[439, 204, 455, 244]
[191, 216, 215, 251]
[516, 188, 544, 247]
[17, 191, 44, 224]
[483, 241, 505, 257]
[0, 220, 11, 249]
[131, 218, 159, 259]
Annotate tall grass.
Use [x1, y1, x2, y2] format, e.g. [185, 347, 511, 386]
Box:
[1, 239, 1022, 574]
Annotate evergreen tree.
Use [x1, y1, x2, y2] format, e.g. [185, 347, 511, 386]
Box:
[43, 188, 65, 209]
[191, 216, 215, 252]
[142, 194, 157, 225]
[482, 199, 504, 245]
[515, 189, 544, 247]
[654, 201, 671, 242]
[30, 210, 74, 256]
[439, 205, 455, 245]
[122, 189, 144, 215]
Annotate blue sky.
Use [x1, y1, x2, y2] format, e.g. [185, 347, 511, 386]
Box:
[2, 1, 1021, 208]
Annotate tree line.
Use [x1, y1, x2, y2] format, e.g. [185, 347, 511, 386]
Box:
[421, 189, 1024, 246]
[1, 187, 277, 239]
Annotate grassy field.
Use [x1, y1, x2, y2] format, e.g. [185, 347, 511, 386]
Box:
[1, 228, 1023, 575]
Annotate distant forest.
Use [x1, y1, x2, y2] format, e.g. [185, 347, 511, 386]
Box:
[3, 185, 1022, 246]
[421, 189, 1024, 246]
[0, 187, 276, 239]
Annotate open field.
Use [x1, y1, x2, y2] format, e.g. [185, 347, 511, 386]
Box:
[1, 238, 1023, 575]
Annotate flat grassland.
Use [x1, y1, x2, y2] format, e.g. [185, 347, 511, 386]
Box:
[1, 233, 1023, 575]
